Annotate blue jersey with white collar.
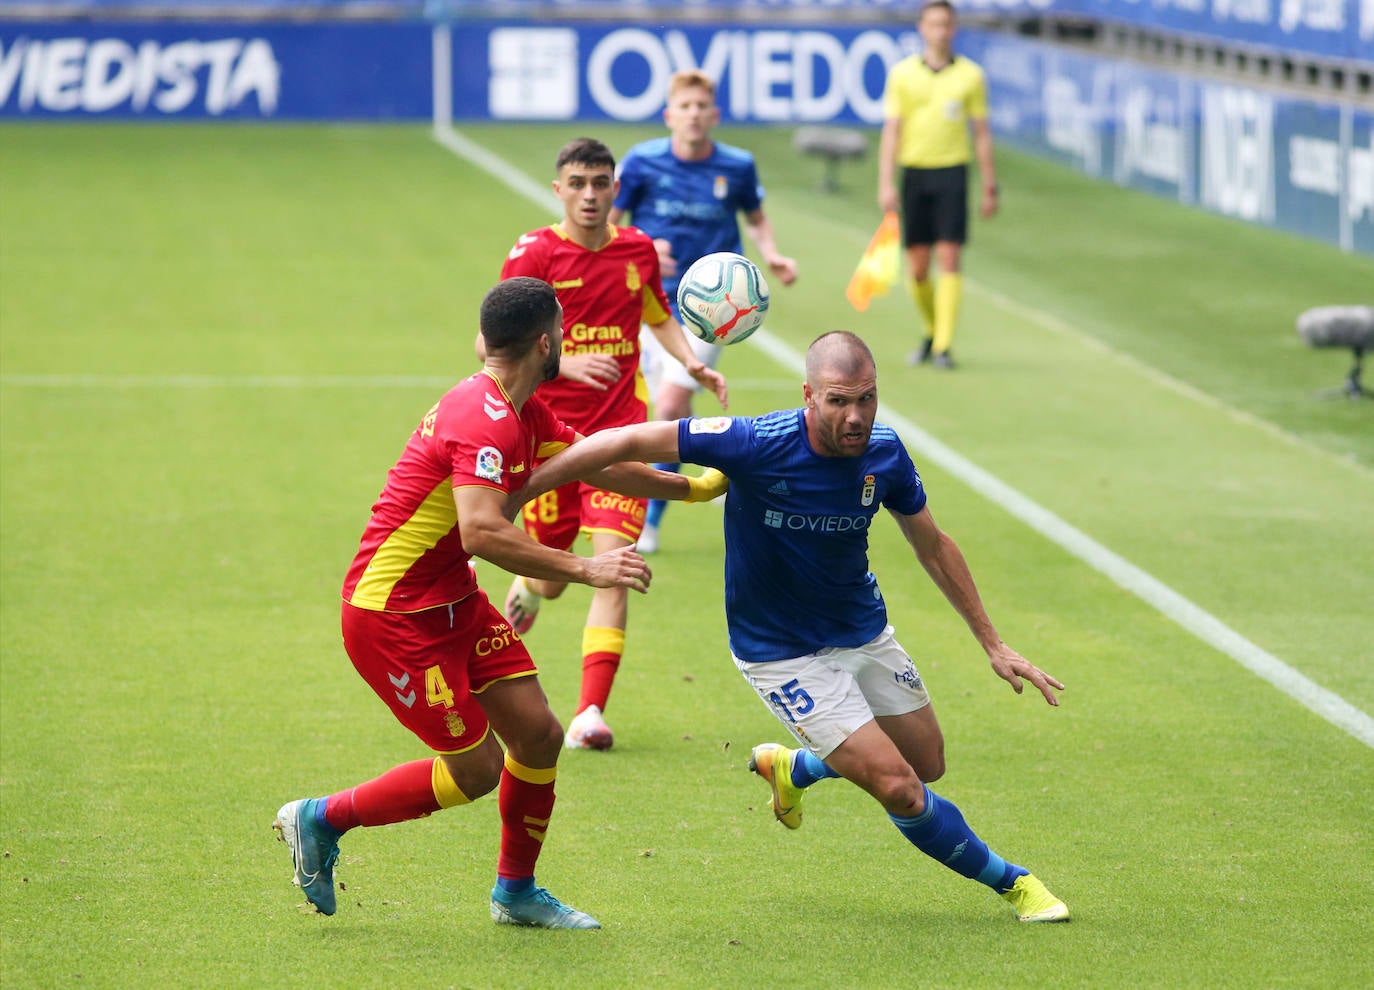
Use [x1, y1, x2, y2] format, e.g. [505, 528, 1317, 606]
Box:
[678, 409, 927, 662]
[614, 137, 764, 310]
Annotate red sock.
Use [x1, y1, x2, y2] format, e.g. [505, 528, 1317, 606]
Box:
[324, 759, 441, 832]
[496, 755, 556, 881]
[577, 626, 624, 713]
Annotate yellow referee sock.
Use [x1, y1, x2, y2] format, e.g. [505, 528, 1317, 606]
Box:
[909, 279, 935, 337]
[933, 273, 962, 355]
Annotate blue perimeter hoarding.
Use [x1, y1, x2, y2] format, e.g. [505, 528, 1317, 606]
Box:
[9, 0, 1370, 62]
[0, 17, 1369, 253]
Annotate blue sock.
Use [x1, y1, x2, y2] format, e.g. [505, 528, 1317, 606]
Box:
[645, 463, 680, 528]
[791, 749, 841, 788]
[646, 499, 667, 527]
[310, 797, 342, 837]
[888, 785, 1027, 892]
[496, 876, 534, 895]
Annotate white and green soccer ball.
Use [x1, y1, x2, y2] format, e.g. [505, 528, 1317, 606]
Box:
[676, 252, 770, 346]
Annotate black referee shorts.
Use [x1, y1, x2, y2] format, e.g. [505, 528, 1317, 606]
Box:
[900, 164, 968, 246]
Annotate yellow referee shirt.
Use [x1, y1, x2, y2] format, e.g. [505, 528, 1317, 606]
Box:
[882, 55, 989, 169]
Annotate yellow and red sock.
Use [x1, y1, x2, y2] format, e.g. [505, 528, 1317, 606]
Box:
[496, 753, 557, 881]
[323, 757, 469, 831]
[577, 626, 624, 714]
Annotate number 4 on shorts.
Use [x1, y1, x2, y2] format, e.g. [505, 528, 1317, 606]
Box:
[426, 665, 455, 708]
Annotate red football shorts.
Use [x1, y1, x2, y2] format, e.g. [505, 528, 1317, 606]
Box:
[341, 593, 536, 753]
[520, 480, 646, 549]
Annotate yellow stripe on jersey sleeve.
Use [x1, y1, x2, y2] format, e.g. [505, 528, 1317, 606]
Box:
[641, 285, 669, 326]
[537, 438, 571, 459]
[349, 480, 458, 610]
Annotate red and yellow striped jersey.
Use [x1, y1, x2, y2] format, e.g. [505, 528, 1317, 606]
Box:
[342, 369, 575, 613]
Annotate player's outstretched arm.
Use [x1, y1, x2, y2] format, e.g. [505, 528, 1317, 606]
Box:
[459, 485, 649, 593]
[506, 423, 727, 519]
[892, 506, 1065, 706]
[582, 544, 653, 593]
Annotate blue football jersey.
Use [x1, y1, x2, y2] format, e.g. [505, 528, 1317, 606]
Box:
[678, 410, 927, 663]
[614, 137, 764, 310]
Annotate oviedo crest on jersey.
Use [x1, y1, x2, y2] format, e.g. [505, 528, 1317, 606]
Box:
[861, 474, 876, 507]
[714, 175, 728, 199]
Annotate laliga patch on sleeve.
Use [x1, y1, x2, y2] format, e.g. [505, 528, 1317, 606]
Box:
[475, 446, 504, 482]
[689, 417, 732, 434]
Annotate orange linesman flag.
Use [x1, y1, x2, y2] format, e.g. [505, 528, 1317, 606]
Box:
[845, 212, 901, 312]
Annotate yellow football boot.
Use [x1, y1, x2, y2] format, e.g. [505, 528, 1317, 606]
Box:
[748, 743, 805, 830]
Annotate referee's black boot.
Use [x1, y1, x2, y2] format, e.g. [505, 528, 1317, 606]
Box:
[907, 337, 934, 366]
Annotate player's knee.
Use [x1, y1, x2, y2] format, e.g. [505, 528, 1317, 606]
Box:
[871, 765, 924, 815]
[438, 748, 503, 801]
[507, 711, 564, 767]
[534, 581, 567, 601]
[916, 751, 946, 784]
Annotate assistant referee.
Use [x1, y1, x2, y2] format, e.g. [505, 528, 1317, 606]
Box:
[878, 0, 999, 369]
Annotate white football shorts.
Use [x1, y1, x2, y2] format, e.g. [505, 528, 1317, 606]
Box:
[732, 626, 932, 759]
[641, 324, 725, 395]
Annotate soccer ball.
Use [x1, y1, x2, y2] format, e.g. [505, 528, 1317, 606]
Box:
[676, 252, 770, 346]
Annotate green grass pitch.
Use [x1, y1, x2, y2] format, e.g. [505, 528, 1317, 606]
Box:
[1, 122, 1371, 989]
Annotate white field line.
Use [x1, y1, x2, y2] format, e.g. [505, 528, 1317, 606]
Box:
[429, 125, 1374, 748]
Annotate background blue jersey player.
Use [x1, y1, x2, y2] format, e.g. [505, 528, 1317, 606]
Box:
[609, 69, 798, 554]
[510, 330, 1072, 923]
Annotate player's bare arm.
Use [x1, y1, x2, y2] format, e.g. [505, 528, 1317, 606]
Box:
[458, 484, 650, 593]
[647, 317, 729, 408]
[743, 209, 797, 286]
[510, 422, 726, 515]
[892, 506, 1065, 706]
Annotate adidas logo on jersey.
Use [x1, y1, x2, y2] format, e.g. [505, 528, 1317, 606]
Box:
[767, 479, 791, 496]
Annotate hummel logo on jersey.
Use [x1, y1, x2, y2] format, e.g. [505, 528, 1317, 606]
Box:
[768, 479, 791, 496]
[484, 396, 508, 421]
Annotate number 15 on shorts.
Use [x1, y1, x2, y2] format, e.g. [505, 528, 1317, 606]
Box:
[768, 678, 815, 723]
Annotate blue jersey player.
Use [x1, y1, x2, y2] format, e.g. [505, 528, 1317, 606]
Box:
[510, 331, 1071, 923]
[609, 69, 797, 554]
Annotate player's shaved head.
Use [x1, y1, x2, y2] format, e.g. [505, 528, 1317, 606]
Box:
[481, 277, 561, 356]
[805, 331, 876, 386]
